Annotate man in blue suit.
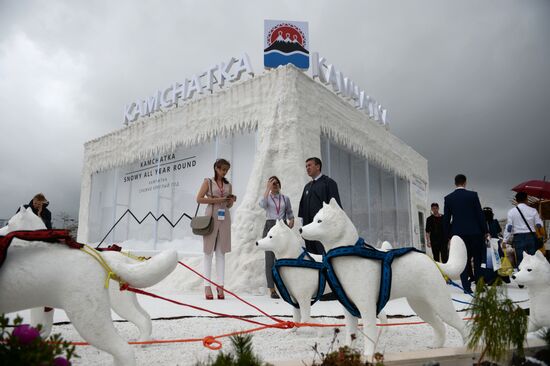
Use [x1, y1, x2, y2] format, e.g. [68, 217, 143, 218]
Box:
[443, 174, 488, 293]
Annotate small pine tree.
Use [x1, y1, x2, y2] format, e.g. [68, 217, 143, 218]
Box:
[195, 334, 271, 366]
[467, 278, 528, 365]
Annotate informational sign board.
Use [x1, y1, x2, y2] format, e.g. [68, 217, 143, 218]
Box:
[87, 131, 257, 249]
[264, 20, 309, 70]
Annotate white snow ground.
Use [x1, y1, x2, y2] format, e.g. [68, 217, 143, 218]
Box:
[7, 280, 530, 366]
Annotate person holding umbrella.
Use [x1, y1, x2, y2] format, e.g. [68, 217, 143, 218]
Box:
[503, 191, 543, 267]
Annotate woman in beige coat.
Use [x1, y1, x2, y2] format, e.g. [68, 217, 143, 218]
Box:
[196, 158, 235, 300]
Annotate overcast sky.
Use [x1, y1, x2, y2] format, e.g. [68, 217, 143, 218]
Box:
[1, 0, 549, 225]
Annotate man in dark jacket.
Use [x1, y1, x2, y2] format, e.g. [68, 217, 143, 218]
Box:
[19, 193, 52, 229]
[426, 202, 448, 262]
[298, 157, 341, 255]
[443, 174, 488, 293]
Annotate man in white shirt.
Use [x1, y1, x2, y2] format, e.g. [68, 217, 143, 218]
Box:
[503, 191, 543, 267]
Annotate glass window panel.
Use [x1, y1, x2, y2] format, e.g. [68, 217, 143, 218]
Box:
[89, 168, 117, 243]
[320, 136, 329, 166]
[351, 156, 368, 239]
[329, 143, 351, 212]
[381, 170, 397, 245]
[320, 136, 412, 248]
[368, 163, 382, 246]
[396, 176, 411, 246]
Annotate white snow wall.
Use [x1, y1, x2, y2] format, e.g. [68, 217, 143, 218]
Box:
[79, 65, 428, 292]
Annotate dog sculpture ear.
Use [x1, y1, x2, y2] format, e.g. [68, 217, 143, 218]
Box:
[534, 250, 546, 261]
[276, 219, 285, 228]
[328, 198, 339, 209]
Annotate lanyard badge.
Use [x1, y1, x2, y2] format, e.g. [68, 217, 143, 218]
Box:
[271, 194, 282, 216]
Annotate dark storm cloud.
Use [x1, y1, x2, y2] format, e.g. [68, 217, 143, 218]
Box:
[0, 0, 549, 225]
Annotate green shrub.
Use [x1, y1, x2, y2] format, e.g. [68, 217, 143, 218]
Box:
[467, 278, 528, 365]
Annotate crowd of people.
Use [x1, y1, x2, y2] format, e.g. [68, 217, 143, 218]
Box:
[18, 161, 544, 300]
[426, 174, 544, 293]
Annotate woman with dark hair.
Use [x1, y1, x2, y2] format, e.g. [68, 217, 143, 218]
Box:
[484, 207, 502, 239]
[196, 158, 236, 300]
[259, 176, 294, 298]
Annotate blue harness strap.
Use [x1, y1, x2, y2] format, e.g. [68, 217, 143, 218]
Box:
[272, 249, 327, 309]
[324, 238, 423, 316]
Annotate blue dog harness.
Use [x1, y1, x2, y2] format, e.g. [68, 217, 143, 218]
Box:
[324, 238, 423, 317]
[272, 249, 327, 308]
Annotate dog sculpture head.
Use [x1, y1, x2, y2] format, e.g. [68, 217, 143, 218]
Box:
[256, 220, 304, 259]
[0, 207, 46, 235]
[300, 198, 358, 250]
[512, 250, 550, 289]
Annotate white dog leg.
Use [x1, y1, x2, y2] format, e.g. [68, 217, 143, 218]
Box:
[30, 307, 54, 338]
[407, 298, 446, 348]
[292, 306, 301, 324]
[343, 308, 358, 347]
[109, 285, 152, 342]
[358, 308, 378, 359]
[377, 310, 388, 337]
[299, 299, 312, 325]
[426, 295, 468, 345]
[64, 298, 135, 366]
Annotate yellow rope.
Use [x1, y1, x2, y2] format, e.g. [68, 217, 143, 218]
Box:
[80, 245, 124, 288]
[119, 251, 149, 262]
[431, 257, 450, 283]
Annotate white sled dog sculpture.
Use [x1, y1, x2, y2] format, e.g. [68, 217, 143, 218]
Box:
[511, 250, 550, 333]
[300, 198, 468, 357]
[256, 220, 390, 329]
[256, 220, 321, 324]
[0, 207, 178, 366]
[30, 256, 155, 342]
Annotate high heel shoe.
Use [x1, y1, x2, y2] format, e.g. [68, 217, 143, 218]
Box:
[205, 286, 213, 300]
[216, 286, 225, 300]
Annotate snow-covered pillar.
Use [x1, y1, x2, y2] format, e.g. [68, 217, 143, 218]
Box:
[227, 66, 318, 292]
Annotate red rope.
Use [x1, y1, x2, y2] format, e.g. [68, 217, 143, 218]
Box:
[177, 260, 285, 324]
[61, 317, 473, 348]
[202, 336, 222, 350]
[126, 287, 277, 327]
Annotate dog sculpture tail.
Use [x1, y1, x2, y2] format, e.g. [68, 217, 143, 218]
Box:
[435, 236, 467, 280]
[102, 250, 178, 288]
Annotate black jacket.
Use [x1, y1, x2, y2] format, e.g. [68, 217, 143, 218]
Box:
[443, 188, 486, 238]
[19, 200, 52, 229]
[298, 175, 341, 225]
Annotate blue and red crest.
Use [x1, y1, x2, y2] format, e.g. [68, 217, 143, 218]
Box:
[264, 20, 309, 70]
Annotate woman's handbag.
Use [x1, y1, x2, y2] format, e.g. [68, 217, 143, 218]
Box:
[487, 238, 501, 271]
[190, 179, 214, 236]
[190, 211, 213, 236]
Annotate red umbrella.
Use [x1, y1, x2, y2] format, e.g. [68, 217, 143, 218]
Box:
[512, 179, 550, 200]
